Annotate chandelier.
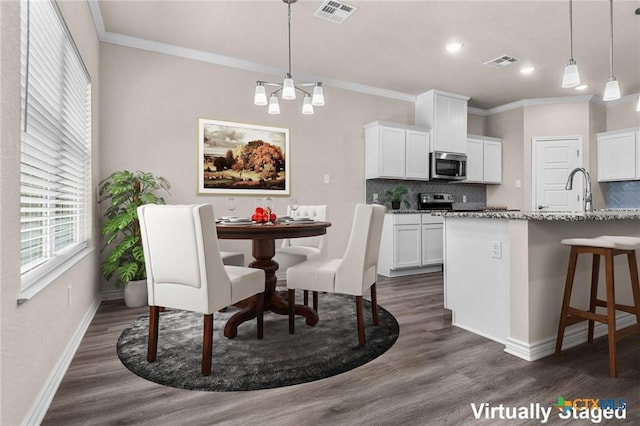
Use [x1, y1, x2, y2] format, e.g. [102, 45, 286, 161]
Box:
[253, 0, 325, 115]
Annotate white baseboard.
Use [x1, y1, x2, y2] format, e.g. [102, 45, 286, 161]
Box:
[504, 312, 637, 361]
[378, 264, 443, 278]
[22, 298, 101, 426]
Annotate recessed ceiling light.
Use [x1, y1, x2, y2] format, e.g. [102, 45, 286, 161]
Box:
[520, 66, 535, 74]
[575, 84, 589, 90]
[445, 42, 463, 53]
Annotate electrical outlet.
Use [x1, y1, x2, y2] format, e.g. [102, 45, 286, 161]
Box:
[67, 285, 73, 307]
[323, 174, 330, 184]
[373, 193, 379, 202]
[462, 195, 467, 203]
[490, 241, 502, 259]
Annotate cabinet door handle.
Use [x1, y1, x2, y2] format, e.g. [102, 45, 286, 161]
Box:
[537, 205, 548, 210]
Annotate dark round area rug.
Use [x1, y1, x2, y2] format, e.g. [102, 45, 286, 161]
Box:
[117, 293, 399, 391]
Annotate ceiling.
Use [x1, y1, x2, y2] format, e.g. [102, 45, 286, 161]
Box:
[95, 0, 640, 109]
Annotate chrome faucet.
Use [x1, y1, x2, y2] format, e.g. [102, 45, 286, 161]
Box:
[565, 167, 593, 212]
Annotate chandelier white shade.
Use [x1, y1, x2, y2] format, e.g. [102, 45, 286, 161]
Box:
[302, 94, 314, 114]
[268, 94, 280, 115]
[253, 0, 324, 115]
[254, 82, 267, 106]
[282, 75, 296, 100]
[561, 0, 580, 88]
[312, 83, 325, 106]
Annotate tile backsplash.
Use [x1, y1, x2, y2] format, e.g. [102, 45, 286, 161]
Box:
[605, 181, 640, 208]
[365, 179, 486, 210]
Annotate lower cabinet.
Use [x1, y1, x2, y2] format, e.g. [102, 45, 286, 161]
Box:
[422, 223, 443, 265]
[378, 213, 443, 277]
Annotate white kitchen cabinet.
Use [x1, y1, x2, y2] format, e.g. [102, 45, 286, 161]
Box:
[365, 121, 429, 180]
[378, 213, 443, 277]
[466, 138, 484, 182]
[597, 128, 640, 182]
[394, 224, 422, 268]
[483, 140, 502, 184]
[422, 215, 443, 265]
[465, 135, 502, 184]
[415, 90, 470, 155]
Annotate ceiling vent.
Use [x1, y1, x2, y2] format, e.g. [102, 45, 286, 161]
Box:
[483, 55, 519, 69]
[314, 0, 358, 24]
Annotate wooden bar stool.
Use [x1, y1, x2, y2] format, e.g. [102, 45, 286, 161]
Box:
[555, 236, 640, 377]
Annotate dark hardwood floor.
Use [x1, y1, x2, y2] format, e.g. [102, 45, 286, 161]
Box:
[42, 272, 639, 425]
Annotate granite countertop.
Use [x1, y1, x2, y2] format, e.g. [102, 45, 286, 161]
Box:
[432, 209, 640, 221]
[385, 209, 431, 214]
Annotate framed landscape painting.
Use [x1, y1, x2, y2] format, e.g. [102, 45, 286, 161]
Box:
[198, 118, 290, 195]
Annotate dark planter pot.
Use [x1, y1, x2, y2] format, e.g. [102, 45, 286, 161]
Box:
[391, 200, 401, 210]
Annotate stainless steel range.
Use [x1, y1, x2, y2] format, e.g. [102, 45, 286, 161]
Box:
[417, 193, 454, 210]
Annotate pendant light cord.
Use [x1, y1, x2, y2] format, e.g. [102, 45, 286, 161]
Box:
[569, 0, 574, 60]
[608, 0, 614, 78]
[287, 1, 292, 77]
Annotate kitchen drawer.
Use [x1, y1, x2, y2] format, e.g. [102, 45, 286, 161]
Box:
[392, 214, 421, 225]
[422, 214, 443, 224]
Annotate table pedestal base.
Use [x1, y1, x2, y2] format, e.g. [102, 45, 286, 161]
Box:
[223, 239, 319, 338]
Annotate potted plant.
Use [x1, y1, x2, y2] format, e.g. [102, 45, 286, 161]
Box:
[98, 170, 170, 307]
[382, 184, 410, 210]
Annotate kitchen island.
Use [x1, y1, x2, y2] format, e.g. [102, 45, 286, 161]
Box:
[434, 209, 640, 361]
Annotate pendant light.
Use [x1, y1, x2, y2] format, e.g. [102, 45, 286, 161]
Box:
[602, 0, 621, 101]
[253, 0, 325, 115]
[561, 0, 580, 88]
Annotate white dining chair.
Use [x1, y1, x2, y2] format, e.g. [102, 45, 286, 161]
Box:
[274, 204, 328, 308]
[286, 203, 386, 346]
[138, 204, 265, 375]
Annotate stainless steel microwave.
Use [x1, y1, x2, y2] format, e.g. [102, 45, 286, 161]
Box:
[430, 151, 467, 180]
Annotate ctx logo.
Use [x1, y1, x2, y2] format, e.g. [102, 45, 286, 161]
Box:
[554, 397, 626, 413]
[554, 397, 627, 422]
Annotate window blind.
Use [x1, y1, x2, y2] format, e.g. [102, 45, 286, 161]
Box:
[20, 0, 91, 289]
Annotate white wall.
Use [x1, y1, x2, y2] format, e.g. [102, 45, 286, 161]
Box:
[98, 43, 414, 293]
[606, 97, 640, 130]
[0, 1, 101, 425]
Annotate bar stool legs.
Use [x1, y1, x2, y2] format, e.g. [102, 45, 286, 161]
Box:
[555, 237, 640, 378]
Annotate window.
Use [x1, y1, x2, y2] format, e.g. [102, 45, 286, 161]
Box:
[19, 0, 92, 294]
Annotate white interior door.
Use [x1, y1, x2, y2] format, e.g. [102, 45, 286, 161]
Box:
[532, 137, 582, 212]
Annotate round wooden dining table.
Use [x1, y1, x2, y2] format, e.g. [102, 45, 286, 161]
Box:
[216, 220, 331, 338]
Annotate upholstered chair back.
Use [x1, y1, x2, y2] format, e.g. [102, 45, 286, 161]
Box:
[138, 204, 231, 314]
[335, 204, 386, 295]
[283, 204, 328, 252]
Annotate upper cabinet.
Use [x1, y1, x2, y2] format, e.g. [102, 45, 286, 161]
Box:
[365, 121, 430, 180]
[415, 90, 469, 154]
[597, 128, 640, 182]
[466, 135, 503, 184]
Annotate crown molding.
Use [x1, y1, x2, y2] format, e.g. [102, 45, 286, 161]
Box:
[468, 93, 640, 116]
